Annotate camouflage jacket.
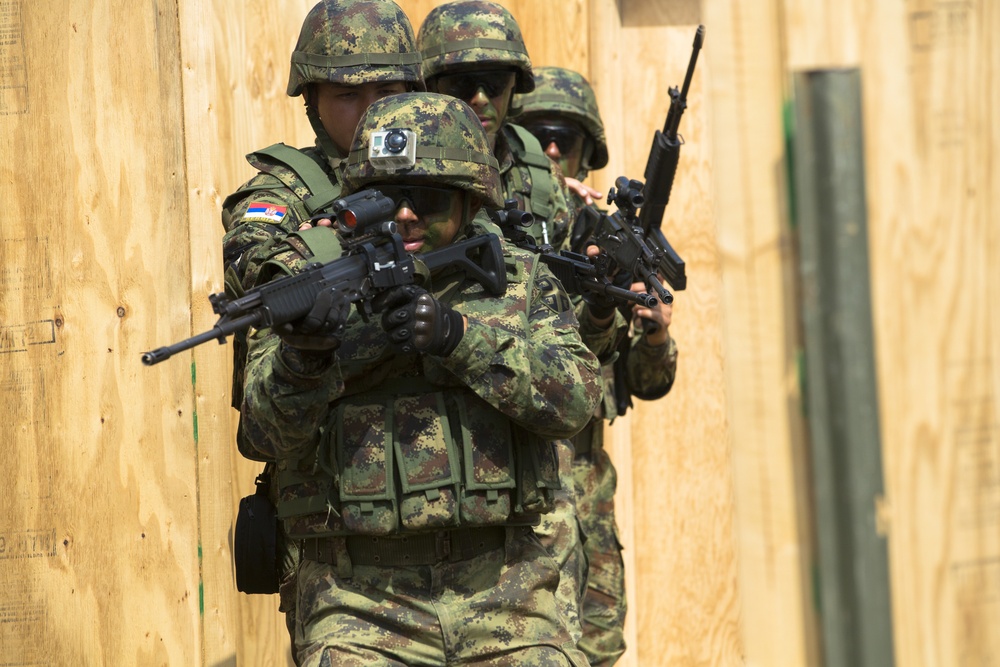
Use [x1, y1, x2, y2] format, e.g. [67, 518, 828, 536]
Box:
[239, 218, 603, 535]
[219, 142, 345, 414]
[221, 143, 346, 291]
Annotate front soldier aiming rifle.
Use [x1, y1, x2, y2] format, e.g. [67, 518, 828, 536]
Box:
[141, 189, 507, 366]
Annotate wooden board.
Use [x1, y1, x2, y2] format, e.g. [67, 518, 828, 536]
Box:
[852, 1, 999, 665]
[19, 0, 998, 665]
[700, 0, 824, 665]
[0, 0, 200, 664]
[616, 17, 746, 667]
[177, 0, 316, 665]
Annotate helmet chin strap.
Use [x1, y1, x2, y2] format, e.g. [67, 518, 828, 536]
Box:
[304, 98, 345, 169]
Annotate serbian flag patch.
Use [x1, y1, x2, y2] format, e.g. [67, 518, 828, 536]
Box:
[242, 202, 287, 223]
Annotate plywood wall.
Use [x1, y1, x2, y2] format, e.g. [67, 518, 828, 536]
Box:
[707, 1, 1000, 666]
[0, 1, 200, 664]
[3, 0, 996, 666]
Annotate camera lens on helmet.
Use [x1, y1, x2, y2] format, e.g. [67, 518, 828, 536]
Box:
[385, 129, 408, 154]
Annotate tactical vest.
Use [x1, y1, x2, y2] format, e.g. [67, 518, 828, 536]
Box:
[261, 225, 562, 538]
[501, 124, 558, 246]
[222, 143, 344, 227]
[221, 143, 345, 454]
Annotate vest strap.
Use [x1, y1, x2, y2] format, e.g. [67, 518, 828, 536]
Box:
[251, 143, 342, 215]
[507, 124, 554, 222]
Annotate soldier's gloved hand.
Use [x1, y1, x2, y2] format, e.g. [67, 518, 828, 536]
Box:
[374, 285, 465, 356]
[274, 287, 349, 353]
[582, 245, 629, 322]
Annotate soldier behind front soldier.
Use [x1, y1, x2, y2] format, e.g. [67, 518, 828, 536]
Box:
[519, 66, 680, 667]
[218, 0, 424, 651]
[417, 2, 629, 648]
[238, 91, 601, 666]
[417, 0, 575, 250]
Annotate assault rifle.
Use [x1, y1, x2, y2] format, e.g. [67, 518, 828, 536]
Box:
[612, 24, 704, 415]
[142, 190, 507, 366]
[635, 24, 705, 293]
[489, 200, 665, 310]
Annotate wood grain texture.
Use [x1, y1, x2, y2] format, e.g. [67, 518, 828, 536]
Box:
[700, 0, 823, 665]
[20, 0, 998, 665]
[618, 21, 745, 667]
[180, 1, 315, 665]
[0, 0, 200, 664]
[856, 2, 1000, 665]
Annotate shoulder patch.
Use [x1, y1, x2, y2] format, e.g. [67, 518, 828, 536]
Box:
[535, 274, 573, 314]
[242, 202, 287, 224]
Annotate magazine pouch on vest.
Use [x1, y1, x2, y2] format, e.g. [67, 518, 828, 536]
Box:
[234, 467, 279, 594]
[513, 429, 560, 516]
[327, 381, 518, 535]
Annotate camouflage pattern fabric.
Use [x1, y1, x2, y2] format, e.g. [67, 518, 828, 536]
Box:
[222, 145, 343, 290]
[532, 439, 589, 645]
[512, 62, 683, 665]
[287, 0, 423, 95]
[240, 228, 601, 664]
[294, 527, 588, 666]
[572, 445, 625, 667]
[239, 222, 601, 463]
[226, 1, 424, 657]
[239, 90, 603, 663]
[342, 93, 504, 208]
[517, 67, 609, 175]
[494, 124, 574, 256]
[417, 0, 534, 93]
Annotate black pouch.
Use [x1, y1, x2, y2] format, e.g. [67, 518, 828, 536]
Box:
[234, 468, 280, 594]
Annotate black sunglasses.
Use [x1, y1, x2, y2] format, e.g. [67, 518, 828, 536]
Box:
[434, 71, 517, 100]
[521, 122, 586, 156]
[376, 185, 461, 217]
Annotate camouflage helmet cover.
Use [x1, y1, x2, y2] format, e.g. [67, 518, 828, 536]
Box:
[343, 92, 504, 208]
[517, 67, 609, 171]
[287, 0, 424, 96]
[417, 1, 534, 93]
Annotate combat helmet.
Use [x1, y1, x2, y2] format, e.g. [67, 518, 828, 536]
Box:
[342, 92, 504, 209]
[517, 67, 609, 174]
[287, 0, 424, 158]
[417, 1, 534, 93]
[287, 0, 423, 95]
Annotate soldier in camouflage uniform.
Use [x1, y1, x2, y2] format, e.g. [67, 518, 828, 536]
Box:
[519, 67, 680, 667]
[418, 5, 627, 650]
[239, 91, 600, 666]
[218, 0, 423, 647]
[417, 0, 574, 249]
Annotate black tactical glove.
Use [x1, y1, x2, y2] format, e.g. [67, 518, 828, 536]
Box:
[582, 251, 631, 321]
[274, 287, 350, 353]
[374, 285, 465, 357]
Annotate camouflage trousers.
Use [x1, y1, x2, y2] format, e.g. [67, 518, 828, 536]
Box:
[278, 531, 301, 664]
[533, 440, 588, 645]
[572, 447, 627, 667]
[292, 526, 590, 667]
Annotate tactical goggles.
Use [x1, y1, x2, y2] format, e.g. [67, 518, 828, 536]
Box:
[520, 122, 586, 157]
[434, 71, 517, 100]
[377, 185, 462, 218]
